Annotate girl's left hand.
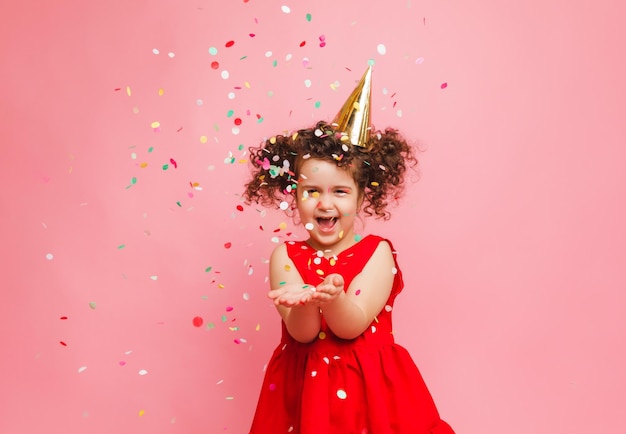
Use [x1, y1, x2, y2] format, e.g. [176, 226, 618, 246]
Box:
[311, 273, 344, 304]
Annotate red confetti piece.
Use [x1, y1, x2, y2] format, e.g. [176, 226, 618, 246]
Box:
[60, 341, 67, 346]
[60, 316, 68, 320]
[236, 205, 244, 212]
[299, 41, 306, 47]
[234, 118, 242, 125]
[440, 82, 448, 89]
[226, 306, 234, 312]
[249, 33, 256, 37]
[355, 289, 361, 296]
[170, 158, 178, 168]
[234, 339, 241, 344]
[211, 61, 220, 69]
[192, 316, 203, 327]
[224, 242, 232, 249]
[225, 40, 235, 47]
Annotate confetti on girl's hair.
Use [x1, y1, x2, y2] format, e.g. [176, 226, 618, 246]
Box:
[192, 316, 203, 327]
[440, 82, 448, 89]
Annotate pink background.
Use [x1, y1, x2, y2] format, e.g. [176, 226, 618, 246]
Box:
[2, 0, 625, 433]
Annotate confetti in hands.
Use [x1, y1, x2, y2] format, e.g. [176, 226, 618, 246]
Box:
[268, 274, 345, 307]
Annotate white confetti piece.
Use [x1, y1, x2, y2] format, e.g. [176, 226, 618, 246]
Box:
[168, 52, 175, 58]
[336, 389, 347, 399]
[46, 253, 54, 260]
[221, 70, 230, 80]
[305, 222, 314, 230]
[281, 5, 291, 13]
[78, 366, 87, 373]
[152, 48, 159, 55]
[377, 44, 386, 55]
[139, 369, 148, 376]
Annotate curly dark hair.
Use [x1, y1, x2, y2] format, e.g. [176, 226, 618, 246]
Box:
[242, 120, 419, 220]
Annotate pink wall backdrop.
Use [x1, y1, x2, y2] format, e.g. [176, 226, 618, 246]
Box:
[2, 0, 625, 433]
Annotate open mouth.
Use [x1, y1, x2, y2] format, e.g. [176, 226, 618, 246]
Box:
[316, 217, 337, 231]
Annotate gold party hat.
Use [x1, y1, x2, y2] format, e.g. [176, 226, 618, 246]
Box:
[332, 66, 373, 148]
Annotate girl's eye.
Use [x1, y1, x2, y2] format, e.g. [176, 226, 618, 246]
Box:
[335, 190, 348, 196]
[306, 189, 318, 194]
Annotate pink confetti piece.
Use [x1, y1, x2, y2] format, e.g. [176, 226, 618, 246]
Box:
[170, 158, 178, 168]
[226, 306, 234, 312]
[440, 82, 448, 89]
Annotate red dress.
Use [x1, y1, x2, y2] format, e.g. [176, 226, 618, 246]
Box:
[250, 235, 454, 434]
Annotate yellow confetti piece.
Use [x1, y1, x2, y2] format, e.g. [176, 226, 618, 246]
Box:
[318, 331, 326, 340]
[158, 88, 164, 96]
[316, 269, 324, 276]
[200, 135, 208, 144]
[338, 230, 344, 239]
[126, 86, 131, 96]
[278, 222, 287, 230]
[311, 191, 320, 198]
[371, 181, 379, 187]
[269, 136, 277, 144]
[151, 121, 160, 129]
[329, 258, 336, 266]
[218, 283, 225, 289]
[256, 324, 261, 331]
[244, 81, 251, 88]
[284, 264, 291, 271]
[140, 162, 148, 168]
[139, 409, 145, 417]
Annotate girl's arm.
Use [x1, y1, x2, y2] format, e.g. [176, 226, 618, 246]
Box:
[315, 240, 395, 340]
[268, 244, 322, 343]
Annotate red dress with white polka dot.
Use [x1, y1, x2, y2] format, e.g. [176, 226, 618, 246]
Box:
[250, 235, 454, 434]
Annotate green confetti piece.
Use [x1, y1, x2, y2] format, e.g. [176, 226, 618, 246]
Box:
[176, 201, 182, 207]
[226, 110, 234, 117]
[206, 322, 215, 329]
[148, 146, 154, 153]
[238, 144, 244, 151]
[257, 117, 264, 123]
[272, 60, 277, 67]
[205, 266, 213, 273]
[117, 244, 126, 249]
[131, 177, 137, 184]
[88, 302, 97, 309]
[213, 123, 220, 132]
[239, 55, 248, 60]
[162, 164, 169, 170]
[314, 101, 321, 109]
[306, 13, 312, 21]
[354, 234, 363, 242]
[221, 315, 227, 323]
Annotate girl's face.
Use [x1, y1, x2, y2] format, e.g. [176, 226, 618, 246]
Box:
[296, 158, 362, 255]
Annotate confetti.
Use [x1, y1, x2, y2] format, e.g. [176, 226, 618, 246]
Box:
[138, 369, 148, 376]
[224, 242, 232, 249]
[377, 44, 387, 55]
[225, 40, 235, 47]
[440, 82, 448, 89]
[192, 316, 203, 327]
[281, 5, 291, 13]
[88, 302, 97, 309]
[78, 366, 87, 373]
[336, 389, 347, 400]
[46, 253, 54, 260]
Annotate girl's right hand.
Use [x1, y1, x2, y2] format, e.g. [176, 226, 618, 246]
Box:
[268, 283, 317, 307]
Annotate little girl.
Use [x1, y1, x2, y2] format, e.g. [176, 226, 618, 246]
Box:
[243, 68, 454, 434]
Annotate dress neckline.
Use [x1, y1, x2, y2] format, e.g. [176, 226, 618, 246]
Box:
[301, 234, 374, 258]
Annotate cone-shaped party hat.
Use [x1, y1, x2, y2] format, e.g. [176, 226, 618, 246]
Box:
[332, 66, 372, 148]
